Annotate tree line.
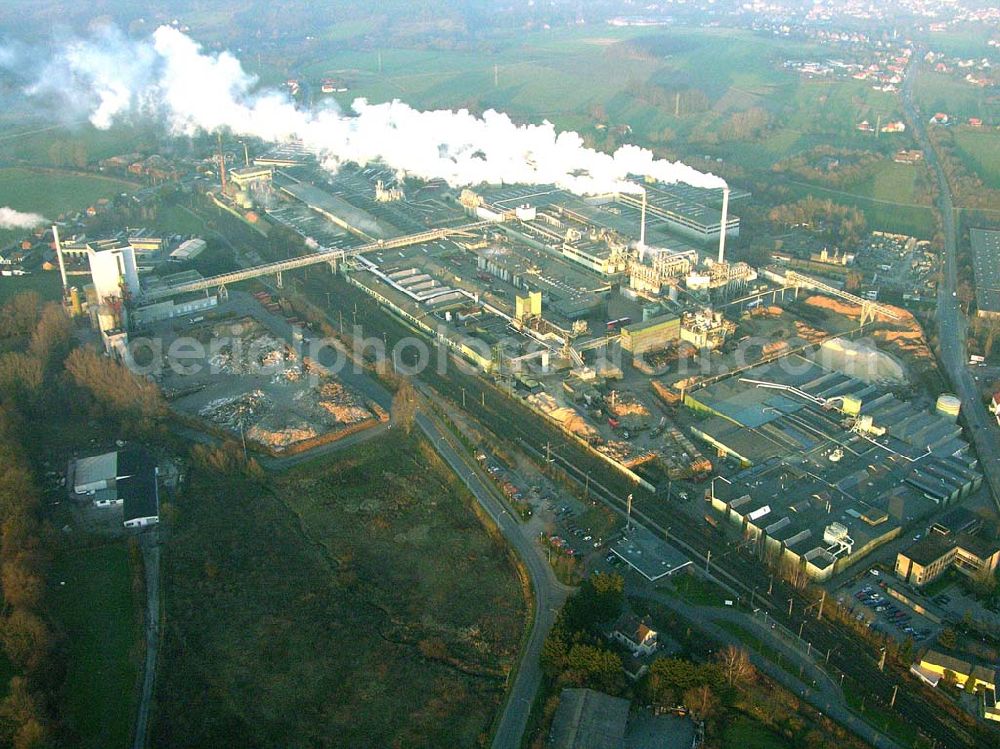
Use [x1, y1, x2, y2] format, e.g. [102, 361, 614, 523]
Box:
[533, 572, 762, 746]
[768, 196, 868, 249]
[0, 291, 172, 747]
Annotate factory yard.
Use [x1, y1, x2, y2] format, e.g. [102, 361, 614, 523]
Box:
[147, 303, 384, 454]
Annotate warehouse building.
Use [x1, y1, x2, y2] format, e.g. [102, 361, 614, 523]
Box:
[971, 228, 1000, 319]
[229, 164, 273, 191]
[280, 182, 400, 240]
[169, 238, 207, 262]
[620, 182, 741, 245]
[549, 688, 630, 749]
[70, 449, 161, 529]
[696, 358, 981, 580]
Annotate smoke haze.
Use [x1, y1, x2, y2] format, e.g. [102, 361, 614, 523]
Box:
[6, 25, 726, 194]
[0, 207, 46, 230]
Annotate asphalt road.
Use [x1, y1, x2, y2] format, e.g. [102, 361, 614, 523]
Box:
[132, 529, 161, 749]
[631, 588, 904, 749]
[902, 57, 1000, 513]
[414, 411, 571, 749]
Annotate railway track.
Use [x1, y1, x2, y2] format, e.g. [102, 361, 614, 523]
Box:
[304, 274, 989, 749]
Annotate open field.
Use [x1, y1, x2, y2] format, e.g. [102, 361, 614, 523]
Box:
[302, 26, 831, 140]
[0, 120, 157, 168]
[50, 543, 142, 749]
[669, 574, 731, 607]
[0, 166, 135, 248]
[723, 716, 792, 749]
[783, 180, 937, 238]
[0, 270, 62, 305]
[153, 202, 208, 236]
[913, 70, 998, 122]
[151, 431, 526, 748]
[953, 128, 1000, 190]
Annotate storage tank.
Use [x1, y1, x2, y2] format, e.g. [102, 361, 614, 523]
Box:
[936, 393, 961, 421]
[69, 286, 82, 317]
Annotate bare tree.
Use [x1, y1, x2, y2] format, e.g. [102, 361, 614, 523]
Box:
[391, 377, 418, 434]
[716, 644, 755, 689]
[683, 684, 719, 721]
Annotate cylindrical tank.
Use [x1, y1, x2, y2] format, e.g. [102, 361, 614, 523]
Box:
[69, 286, 82, 316]
[936, 393, 961, 421]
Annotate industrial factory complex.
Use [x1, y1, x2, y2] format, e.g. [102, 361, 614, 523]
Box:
[47, 136, 995, 586]
[700, 358, 981, 580]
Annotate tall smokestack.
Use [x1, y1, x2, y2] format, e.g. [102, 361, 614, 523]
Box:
[717, 187, 730, 264]
[218, 132, 228, 194]
[52, 224, 68, 294]
[640, 188, 647, 248]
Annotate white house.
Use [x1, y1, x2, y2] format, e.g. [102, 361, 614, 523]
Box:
[608, 613, 659, 657]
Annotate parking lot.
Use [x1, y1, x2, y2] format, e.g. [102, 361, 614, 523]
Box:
[477, 450, 623, 567]
[546, 495, 624, 562]
[837, 575, 940, 643]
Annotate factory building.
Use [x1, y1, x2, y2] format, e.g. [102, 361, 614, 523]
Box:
[894, 533, 1000, 587]
[126, 229, 165, 255]
[169, 238, 207, 262]
[911, 651, 997, 694]
[88, 243, 140, 302]
[619, 314, 681, 355]
[58, 234, 133, 259]
[629, 246, 697, 297]
[970, 228, 1000, 319]
[463, 189, 631, 277]
[254, 141, 314, 167]
[229, 164, 273, 191]
[515, 291, 542, 323]
[679, 308, 735, 349]
[618, 183, 740, 246]
[280, 182, 400, 240]
[695, 357, 981, 581]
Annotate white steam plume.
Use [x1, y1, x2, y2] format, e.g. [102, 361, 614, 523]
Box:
[13, 26, 726, 195]
[0, 207, 46, 230]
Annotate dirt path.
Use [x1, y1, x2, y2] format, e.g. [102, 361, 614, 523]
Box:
[132, 529, 161, 749]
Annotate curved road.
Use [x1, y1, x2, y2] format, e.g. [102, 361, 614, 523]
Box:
[415, 411, 571, 749]
[901, 57, 1000, 511]
[631, 588, 904, 749]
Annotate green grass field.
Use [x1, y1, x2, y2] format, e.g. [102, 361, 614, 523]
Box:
[153, 203, 208, 236]
[305, 25, 831, 142]
[0, 167, 135, 248]
[0, 270, 63, 305]
[50, 543, 142, 749]
[954, 128, 1000, 190]
[914, 70, 997, 122]
[844, 687, 918, 746]
[669, 574, 731, 607]
[723, 715, 792, 749]
[783, 179, 936, 238]
[152, 431, 526, 748]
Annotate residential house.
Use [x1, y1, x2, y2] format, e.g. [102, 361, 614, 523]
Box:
[608, 613, 659, 657]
